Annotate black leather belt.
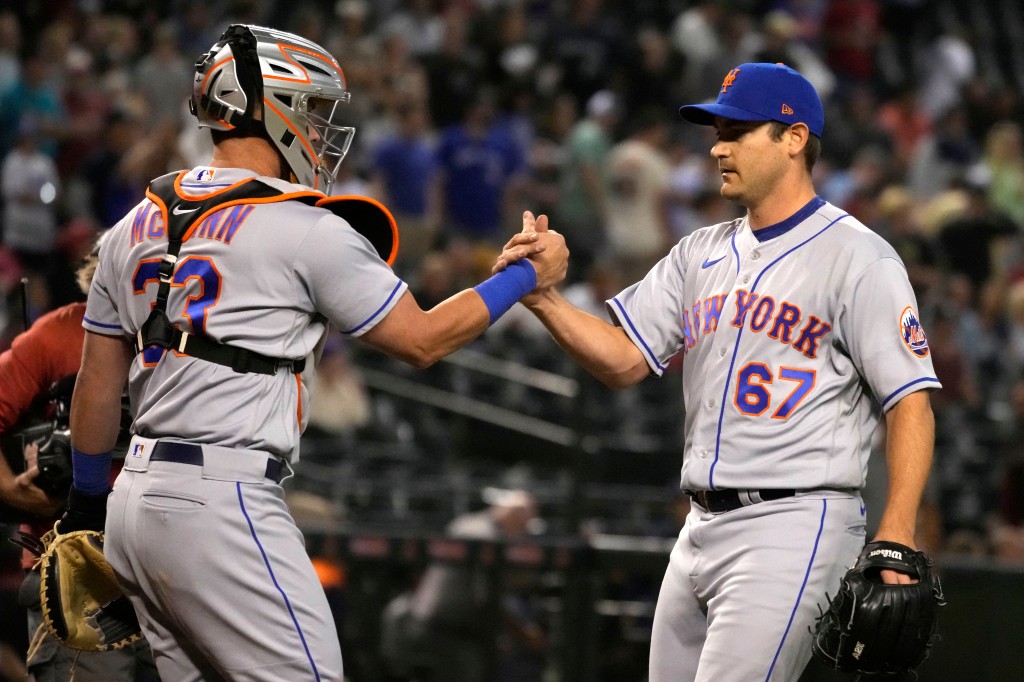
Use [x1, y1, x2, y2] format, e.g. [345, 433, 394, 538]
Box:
[685, 488, 796, 513]
[150, 442, 285, 483]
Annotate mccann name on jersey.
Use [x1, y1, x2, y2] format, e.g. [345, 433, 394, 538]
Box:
[129, 202, 256, 247]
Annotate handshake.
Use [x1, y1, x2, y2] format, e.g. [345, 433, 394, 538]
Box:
[491, 211, 569, 305]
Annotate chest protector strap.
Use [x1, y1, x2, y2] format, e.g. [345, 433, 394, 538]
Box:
[136, 172, 314, 375]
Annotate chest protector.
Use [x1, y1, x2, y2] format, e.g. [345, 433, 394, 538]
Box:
[136, 171, 398, 375]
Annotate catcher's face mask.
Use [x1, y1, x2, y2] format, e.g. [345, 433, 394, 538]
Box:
[300, 94, 356, 192]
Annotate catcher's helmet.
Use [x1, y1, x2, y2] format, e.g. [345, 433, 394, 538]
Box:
[191, 24, 354, 193]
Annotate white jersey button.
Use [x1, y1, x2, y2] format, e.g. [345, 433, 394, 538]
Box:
[719, 347, 727, 357]
[743, 275, 750, 284]
[707, 399, 715, 408]
[700, 449, 708, 459]
[752, 251, 760, 260]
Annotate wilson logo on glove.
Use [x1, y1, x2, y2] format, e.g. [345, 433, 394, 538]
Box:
[811, 540, 945, 677]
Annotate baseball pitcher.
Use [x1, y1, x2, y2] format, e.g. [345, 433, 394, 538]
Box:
[499, 63, 943, 680]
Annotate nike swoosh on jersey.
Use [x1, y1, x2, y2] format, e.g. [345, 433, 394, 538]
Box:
[701, 255, 726, 269]
[172, 205, 200, 215]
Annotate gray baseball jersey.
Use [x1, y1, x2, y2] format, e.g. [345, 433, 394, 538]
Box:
[608, 197, 941, 491]
[84, 167, 407, 461]
[86, 166, 407, 681]
[609, 196, 941, 681]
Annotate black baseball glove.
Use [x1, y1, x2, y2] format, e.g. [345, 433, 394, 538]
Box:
[811, 541, 945, 677]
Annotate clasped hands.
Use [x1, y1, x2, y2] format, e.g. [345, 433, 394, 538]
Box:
[493, 211, 568, 302]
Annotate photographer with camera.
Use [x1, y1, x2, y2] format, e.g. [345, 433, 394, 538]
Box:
[0, 243, 157, 681]
[0, 372, 78, 518]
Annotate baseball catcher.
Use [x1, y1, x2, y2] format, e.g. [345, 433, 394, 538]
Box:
[811, 541, 945, 677]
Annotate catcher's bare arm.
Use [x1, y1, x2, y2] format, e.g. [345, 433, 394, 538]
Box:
[70, 332, 134, 456]
[875, 390, 935, 583]
[363, 219, 567, 368]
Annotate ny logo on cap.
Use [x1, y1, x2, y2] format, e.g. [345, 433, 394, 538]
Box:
[721, 68, 740, 93]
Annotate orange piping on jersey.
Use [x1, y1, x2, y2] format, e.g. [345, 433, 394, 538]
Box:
[770, 366, 817, 421]
[130, 259, 162, 294]
[749, 295, 777, 333]
[733, 361, 772, 417]
[170, 256, 223, 333]
[164, 256, 231, 361]
[180, 191, 324, 241]
[129, 257, 164, 367]
[767, 301, 802, 343]
[173, 171, 323, 204]
[174, 172, 258, 201]
[318, 195, 400, 266]
[266, 43, 347, 88]
[263, 96, 318, 169]
[295, 372, 303, 428]
[144, 187, 170, 231]
[131, 257, 162, 345]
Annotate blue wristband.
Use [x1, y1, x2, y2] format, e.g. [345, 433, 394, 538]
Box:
[473, 261, 537, 325]
[71, 447, 113, 495]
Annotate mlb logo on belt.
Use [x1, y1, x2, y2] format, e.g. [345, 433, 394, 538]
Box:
[899, 306, 929, 357]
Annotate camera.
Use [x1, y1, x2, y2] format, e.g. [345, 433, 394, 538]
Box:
[0, 418, 73, 522]
[1, 419, 74, 500]
[35, 426, 73, 498]
[1, 374, 76, 503]
[1, 373, 133, 514]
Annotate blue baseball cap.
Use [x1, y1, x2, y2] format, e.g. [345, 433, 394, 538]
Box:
[679, 62, 824, 137]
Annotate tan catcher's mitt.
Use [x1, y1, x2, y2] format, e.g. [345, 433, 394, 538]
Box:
[25, 527, 143, 651]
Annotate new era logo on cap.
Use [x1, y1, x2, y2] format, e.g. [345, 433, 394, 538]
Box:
[679, 62, 824, 137]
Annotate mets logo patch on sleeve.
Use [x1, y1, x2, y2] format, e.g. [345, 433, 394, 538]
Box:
[900, 306, 929, 357]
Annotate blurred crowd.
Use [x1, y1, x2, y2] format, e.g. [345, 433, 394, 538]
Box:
[1, 0, 1023, 564]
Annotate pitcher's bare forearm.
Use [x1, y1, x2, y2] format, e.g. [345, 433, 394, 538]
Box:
[874, 390, 935, 548]
[527, 289, 648, 389]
